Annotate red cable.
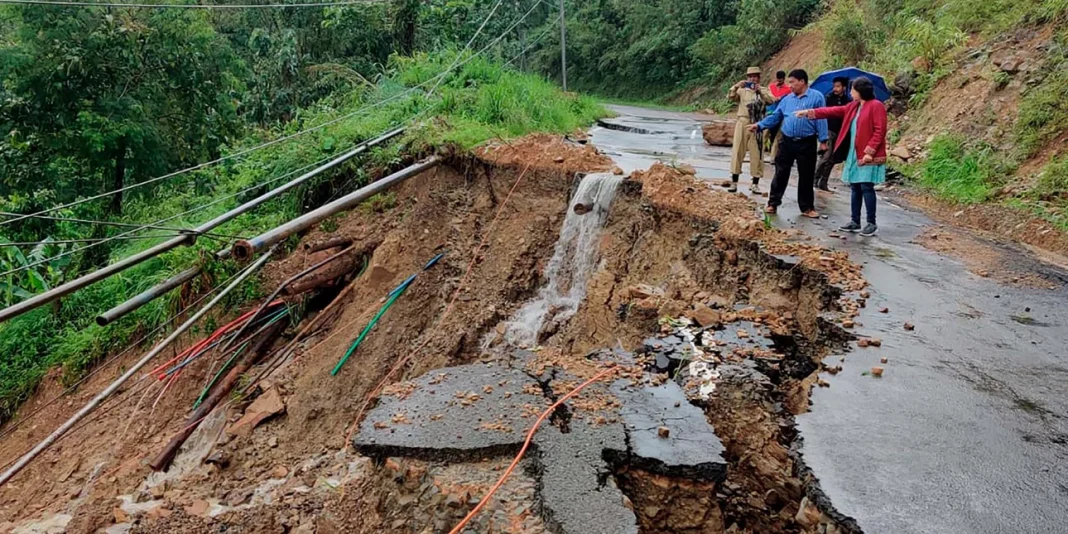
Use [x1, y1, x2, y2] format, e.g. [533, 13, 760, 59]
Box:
[342, 162, 534, 445]
[147, 300, 284, 379]
[447, 366, 617, 534]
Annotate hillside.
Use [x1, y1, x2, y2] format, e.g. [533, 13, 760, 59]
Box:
[688, 0, 1068, 259]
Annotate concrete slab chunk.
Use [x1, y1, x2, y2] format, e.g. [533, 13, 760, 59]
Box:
[353, 364, 544, 461]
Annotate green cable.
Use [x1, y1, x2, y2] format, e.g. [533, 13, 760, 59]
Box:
[192, 307, 290, 409]
[331, 280, 412, 376]
[193, 341, 249, 410]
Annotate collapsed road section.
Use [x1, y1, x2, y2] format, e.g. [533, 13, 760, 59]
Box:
[0, 135, 867, 534]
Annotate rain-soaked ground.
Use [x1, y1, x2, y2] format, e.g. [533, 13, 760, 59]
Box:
[590, 104, 1068, 534]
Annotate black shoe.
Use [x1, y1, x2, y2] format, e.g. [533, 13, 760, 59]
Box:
[838, 221, 861, 233]
[860, 223, 878, 236]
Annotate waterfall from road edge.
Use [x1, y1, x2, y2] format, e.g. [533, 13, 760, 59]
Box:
[502, 172, 623, 347]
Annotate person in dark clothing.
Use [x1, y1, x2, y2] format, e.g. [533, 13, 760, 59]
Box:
[750, 69, 828, 218]
[814, 76, 851, 191]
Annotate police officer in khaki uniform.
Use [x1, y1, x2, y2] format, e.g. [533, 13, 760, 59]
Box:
[728, 67, 776, 194]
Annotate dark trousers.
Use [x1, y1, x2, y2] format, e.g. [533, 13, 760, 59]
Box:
[815, 130, 839, 188]
[769, 135, 818, 212]
[850, 182, 877, 224]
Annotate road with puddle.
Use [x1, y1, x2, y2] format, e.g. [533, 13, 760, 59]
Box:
[590, 104, 1068, 534]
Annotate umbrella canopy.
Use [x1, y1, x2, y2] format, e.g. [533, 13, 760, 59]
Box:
[811, 67, 891, 102]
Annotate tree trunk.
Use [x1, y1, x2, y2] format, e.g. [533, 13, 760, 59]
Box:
[109, 137, 127, 216]
[393, 0, 419, 56]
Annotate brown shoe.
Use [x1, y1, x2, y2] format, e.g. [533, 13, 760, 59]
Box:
[764, 205, 777, 214]
[801, 210, 820, 218]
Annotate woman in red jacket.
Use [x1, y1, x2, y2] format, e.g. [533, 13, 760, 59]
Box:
[796, 77, 887, 236]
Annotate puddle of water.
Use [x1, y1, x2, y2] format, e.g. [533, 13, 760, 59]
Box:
[502, 172, 623, 347]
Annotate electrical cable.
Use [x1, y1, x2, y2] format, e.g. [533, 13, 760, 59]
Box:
[427, 0, 505, 97]
[504, 13, 560, 68]
[0, 148, 342, 279]
[0, 84, 418, 229]
[447, 367, 617, 534]
[0, 262, 251, 442]
[338, 162, 534, 447]
[0, 211, 243, 239]
[0, 234, 188, 248]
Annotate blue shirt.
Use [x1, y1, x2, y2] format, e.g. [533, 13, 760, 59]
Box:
[757, 89, 828, 142]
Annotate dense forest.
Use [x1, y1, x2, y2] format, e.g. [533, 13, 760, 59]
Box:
[0, 0, 818, 419]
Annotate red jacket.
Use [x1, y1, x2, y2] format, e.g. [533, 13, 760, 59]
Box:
[811, 100, 888, 165]
[768, 82, 790, 100]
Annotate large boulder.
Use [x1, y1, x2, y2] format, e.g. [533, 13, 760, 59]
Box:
[701, 119, 736, 147]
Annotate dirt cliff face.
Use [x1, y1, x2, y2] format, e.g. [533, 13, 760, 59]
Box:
[0, 137, 864, 534]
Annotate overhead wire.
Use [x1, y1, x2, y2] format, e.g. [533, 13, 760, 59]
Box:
[0, 251, 274, 472]
[0, 0, 378, 7]
[0, 211, 243, 239]
[447, 367, 618, 534]
[0, 244, 278, 486]
[0, 0, 544, 232]
[427, 0, 505, 97]
[0, 148, 345, 279]
[0, 234, 188, 248]
[0, 0, 555, 473]
[0, 82, 419, 230]
[0, 261, 253, 442]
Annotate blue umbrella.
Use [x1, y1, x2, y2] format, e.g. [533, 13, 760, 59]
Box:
[810, 67, 891, 102]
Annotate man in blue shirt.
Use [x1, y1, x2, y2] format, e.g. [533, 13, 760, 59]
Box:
[748, 69, 828, 218]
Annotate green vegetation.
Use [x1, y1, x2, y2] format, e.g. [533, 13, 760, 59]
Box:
[806, 0, 1068, 228]
[915, 135, 999, 204]
[510, 0, 819, 104]
[688, 0, 818, 103]
[0, 29, 603, 421]
[1016, 33, 1068, 157]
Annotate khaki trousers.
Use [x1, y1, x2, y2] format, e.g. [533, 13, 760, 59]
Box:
[730, 117, 764, 179]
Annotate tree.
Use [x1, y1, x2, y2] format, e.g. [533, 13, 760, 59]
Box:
[0, 7, 245, 218]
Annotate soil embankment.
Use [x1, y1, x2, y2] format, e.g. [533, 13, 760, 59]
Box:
[0, 135, 867, 534]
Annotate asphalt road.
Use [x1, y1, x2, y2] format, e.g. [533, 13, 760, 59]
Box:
[589, 104, 1068, 534]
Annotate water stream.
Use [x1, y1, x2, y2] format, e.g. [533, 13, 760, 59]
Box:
[501, 172, 623, 347]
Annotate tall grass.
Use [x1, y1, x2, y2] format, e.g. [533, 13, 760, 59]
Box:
[917, 135, 998, 203]
[0, 52, 605, 422]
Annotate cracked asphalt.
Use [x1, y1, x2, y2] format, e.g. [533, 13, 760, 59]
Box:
[590, 104, 1068, 534]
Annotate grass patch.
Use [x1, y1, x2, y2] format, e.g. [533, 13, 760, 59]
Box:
[0, 51, 606, 422]
[915, 135, 998, 203]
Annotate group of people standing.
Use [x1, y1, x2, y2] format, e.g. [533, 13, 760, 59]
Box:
[727, 67, 887, 236]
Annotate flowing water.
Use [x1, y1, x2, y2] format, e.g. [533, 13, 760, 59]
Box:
[502, 172, 623, 347]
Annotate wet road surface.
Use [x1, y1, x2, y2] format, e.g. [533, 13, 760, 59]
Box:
[590, 104, 1068, 534]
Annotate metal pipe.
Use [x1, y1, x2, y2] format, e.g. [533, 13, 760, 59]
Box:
[0, 246, 277, 487]
[232, 157, 439, 261]
[95, 267, 201, 326]
[0, 127, 404, 325]
[148, 319, 286, 472]
[214, 244, 359, 359]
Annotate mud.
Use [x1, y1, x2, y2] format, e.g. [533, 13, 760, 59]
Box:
[0, 136, 864, 534]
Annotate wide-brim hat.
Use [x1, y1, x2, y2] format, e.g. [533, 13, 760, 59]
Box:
[746, 67, 762, 76]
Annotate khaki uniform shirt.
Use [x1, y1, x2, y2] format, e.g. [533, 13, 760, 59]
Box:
[728, 84, 776, 119]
